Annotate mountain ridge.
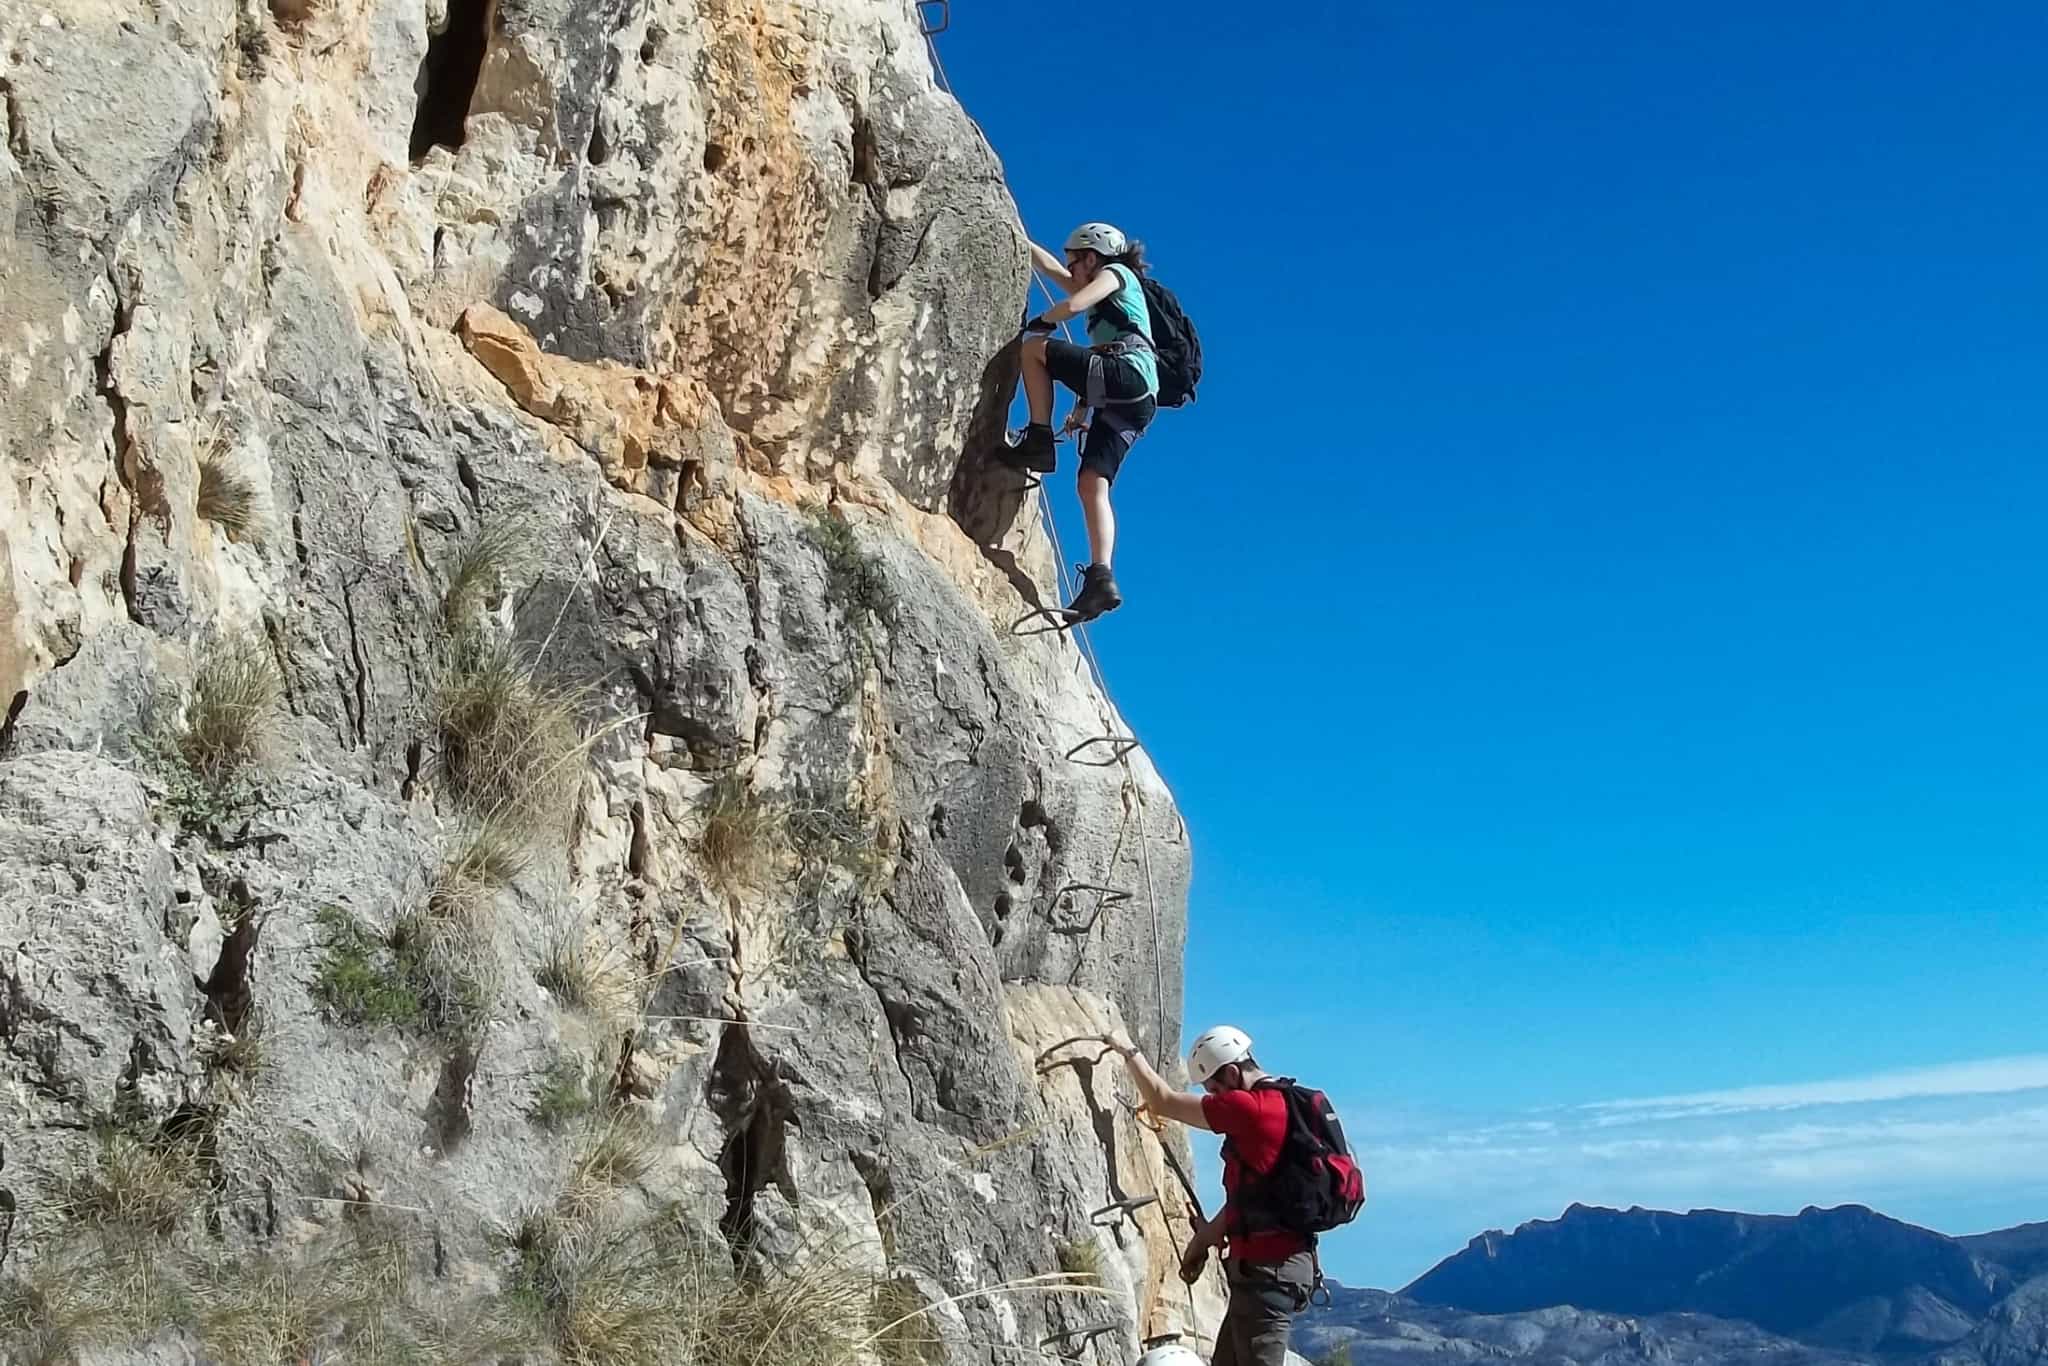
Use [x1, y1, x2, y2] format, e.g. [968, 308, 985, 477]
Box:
[1298, 1205, 2048, 1365]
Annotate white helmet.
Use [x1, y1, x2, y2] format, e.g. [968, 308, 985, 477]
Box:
[1188, 1025, 1253, 1086]
[1064, 221, 1129, 258]
[1137, 1345, 1206, 1366]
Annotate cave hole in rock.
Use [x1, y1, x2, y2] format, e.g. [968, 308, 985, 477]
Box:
[408, 0, 495, 161]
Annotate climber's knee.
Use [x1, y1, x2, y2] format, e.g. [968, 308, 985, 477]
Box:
[1021, 334, 1049, 365]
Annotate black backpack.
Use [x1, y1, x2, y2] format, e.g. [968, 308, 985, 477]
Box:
[1225, 1079, 1368, 1237]
[1092, 268, 1204, 408]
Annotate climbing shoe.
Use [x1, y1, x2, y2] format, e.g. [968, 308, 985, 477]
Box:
[1064, 563, 1123, 622]
[1001, 424, 1057, 474]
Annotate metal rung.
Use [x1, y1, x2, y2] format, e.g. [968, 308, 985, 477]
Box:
[1040, 1321, 1122, 1352]
[1089, 1194, 1159, 1228]
[1066, 735, 1140, 766]
[1035, 1035, 1112, 1073]
[918, 1, 949, 36]
[1012, 606, 1071, 637]
[1052, 882, 1133, 935]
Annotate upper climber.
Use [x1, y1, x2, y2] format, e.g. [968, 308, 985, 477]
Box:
[1103, 1026, 1366, 1366]
[1002, 222, 1159, 623]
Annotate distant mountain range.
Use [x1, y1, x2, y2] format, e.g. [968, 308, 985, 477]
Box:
[1298, 1204, 2048, 1365]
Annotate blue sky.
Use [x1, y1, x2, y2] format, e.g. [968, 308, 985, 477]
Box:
[929, 2, 2048, 1286]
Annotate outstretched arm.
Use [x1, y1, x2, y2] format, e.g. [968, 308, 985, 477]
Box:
[1029, 240, 1076, 291]
[1102, 1036, 1211, 1129]
[1034, 267, 1121, 325]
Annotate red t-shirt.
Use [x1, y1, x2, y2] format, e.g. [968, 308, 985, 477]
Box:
[1202, 1088, 1311, 1263]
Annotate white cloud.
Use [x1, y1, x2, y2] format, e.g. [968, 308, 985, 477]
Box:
[1582, 1053, 2048, 1120]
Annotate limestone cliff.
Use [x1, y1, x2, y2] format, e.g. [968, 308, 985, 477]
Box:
[0, 0, 1206, 1360]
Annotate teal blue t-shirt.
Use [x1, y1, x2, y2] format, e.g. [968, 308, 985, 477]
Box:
[1086, 264, 1159, 396]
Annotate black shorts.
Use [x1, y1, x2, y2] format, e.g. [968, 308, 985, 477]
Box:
[1044, 338, 1158, 483]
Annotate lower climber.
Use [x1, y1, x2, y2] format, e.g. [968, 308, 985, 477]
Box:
[1104, 1026, 1366, 1366]
[1002, 221, 1158, 623]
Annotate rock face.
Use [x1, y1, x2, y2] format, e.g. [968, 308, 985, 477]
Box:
[0, 0, 1202, 1360]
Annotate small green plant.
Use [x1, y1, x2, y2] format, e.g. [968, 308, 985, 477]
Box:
[311, 907, 424, 1029]
[201, 1011, 267, 1079]
[788, 782, 894, 894]
[532, 1050, 604, 1130]
[179, 631, 283, 784]
[1315, 1347, 1356, 1366]
[441, 521, 536, 632]
[1055, 1236, 1102, 1287]
[698, 771, 786, 891]
[805, 508, 896, 627]
[432, 633, 585, 835]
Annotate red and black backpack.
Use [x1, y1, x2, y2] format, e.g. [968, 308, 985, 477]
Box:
[1225, 1079, 1367, 1237]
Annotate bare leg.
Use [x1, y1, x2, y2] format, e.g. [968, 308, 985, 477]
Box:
[1020, 336, 1054, 424]
[1078, 470, 1115, 567]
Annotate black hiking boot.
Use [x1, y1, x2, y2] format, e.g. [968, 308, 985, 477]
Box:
[999, 424, 1057, 474]
[1064, 563, 1123, 623]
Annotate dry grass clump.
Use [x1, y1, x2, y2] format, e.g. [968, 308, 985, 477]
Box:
[507, 1209, 901, 1366]
[698, 772, 786, 891]
[178, 631, 283, 785]
[57, 1132, 205, 1237]
[196, 457, 262, 541]
[561, 1110, 659, 1216]
[390, 909, 498, 1044]
[442, 814, 536, 891]
[441, 520, 536, 631]
[537, 911, 634, 1020]
[0, 1240, 188, 1363]
[432, 634, 585, 835]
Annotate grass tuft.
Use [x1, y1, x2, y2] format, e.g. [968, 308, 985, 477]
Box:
[391, 910, 497, 1044]
[788, 781, 894, 894]
[57, 1131, 204, 1237]
[532, 1049, 605, 1131]
[537, 912, 633, 1020]
[432, 633, 585, 835]
[311, 907, 424, 1029]
[442, 521, 537, 631]
[698, 772, 786, 892]
[1055, 1237, 1103, 1287]
[563, 1110, 658, 1214]
[196, 458, 262, 541]
[177, 631, 283, 786]
[507, 1209, 908, 1366]
[805, 508, 896, 627]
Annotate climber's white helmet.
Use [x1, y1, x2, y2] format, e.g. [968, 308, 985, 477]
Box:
[1136, 1345, 1206, 1366]
[1188, 1025, 1254, 1086]
[1065, 221, 1129, 258]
